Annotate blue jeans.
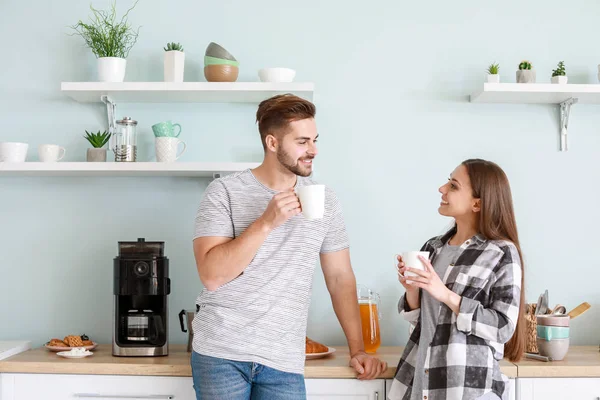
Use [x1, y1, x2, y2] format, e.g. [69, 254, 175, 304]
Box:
[191, 351, 306, 400]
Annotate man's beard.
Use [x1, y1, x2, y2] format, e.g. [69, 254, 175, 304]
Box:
[277, 148, 313, 177]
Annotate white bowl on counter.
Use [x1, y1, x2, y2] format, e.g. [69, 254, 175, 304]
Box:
[258, 67, 296, 82]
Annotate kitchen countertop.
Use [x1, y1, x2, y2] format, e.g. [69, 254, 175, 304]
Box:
[517, 346, 600, 377]
[0, 344, 517, 379]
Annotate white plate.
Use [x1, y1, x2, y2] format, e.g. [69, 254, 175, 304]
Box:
[306, 346, 336, 360]
[56, 351, 93, 359]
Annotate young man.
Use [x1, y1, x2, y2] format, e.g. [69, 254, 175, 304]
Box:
[191, 94, 387, 399]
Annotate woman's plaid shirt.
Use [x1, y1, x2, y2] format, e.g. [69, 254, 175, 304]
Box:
[389, 229, 522, 400]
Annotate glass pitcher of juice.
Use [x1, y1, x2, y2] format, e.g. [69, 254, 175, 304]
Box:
[357, 284, 381, 353]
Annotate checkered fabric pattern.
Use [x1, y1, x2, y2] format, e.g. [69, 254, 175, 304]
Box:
[388, 228, 522, 400]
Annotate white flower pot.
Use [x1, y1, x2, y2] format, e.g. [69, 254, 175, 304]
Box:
[551, 76, 568, 84]
[487, 74, 500, 83]
[516, 69, 536, 83]
[98, 57, 127, 82]
[164, 51, 185, 82]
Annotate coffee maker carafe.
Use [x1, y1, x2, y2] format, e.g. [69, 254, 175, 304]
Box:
[113, 238, 170, 356]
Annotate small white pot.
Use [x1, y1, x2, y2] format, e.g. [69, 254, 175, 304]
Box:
[516, 69, 536, 83]
[487, 74, 500, 83]
[98, 57, 127, 82]
[164, 51, 185, 82]
[551, 76, 568, 84]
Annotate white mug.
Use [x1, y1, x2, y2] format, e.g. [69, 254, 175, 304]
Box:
[38, 144, 66, 162]
[155, 137, 186, 162]
[297, 184, 325, 220]
[0, 142, 28, 162]
[399, 251, 431, 278]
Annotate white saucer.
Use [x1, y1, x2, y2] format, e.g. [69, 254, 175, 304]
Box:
[57, 350, 93, 359]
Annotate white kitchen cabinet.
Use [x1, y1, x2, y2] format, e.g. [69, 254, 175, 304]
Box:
[0, 374, 195, 400]
[517, 377, 600, 399]
[384, 378, 515, 400]
[0, 374, 385, 400]
[305, 378, 384, 399]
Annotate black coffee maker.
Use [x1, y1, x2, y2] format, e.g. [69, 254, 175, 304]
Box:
[113, 238, 170, 356]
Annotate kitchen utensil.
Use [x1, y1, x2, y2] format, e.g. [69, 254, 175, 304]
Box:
[110, 116, 138, 162]
[525, 352, 552, 362]
[535, 293, 544, 315]
[178, 309, 195, 352]
[567, 302, 591, 319]
[552, 304, 567, 315]
[541, 289, 549, 315]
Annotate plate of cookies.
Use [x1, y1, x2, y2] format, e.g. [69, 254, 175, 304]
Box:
[305, 336, 336, 360]
[45, 334, 97, 352]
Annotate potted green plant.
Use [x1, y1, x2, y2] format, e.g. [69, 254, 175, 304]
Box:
[487, 62, 500, 83]
[84, 130, 111, 162]
[551, 61, 567, 84]
[69, 0, 141, 82]
[516, 60, 536, 83]
[164, 42, 185, 82]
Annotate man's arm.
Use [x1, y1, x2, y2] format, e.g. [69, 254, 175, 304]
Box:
[194, 189, 301, 291]
[193, 220, 271, 291]
[319, 248, 364, 356]
[320, 249, 387, 380]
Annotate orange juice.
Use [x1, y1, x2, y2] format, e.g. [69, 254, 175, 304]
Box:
[359, 302, 381, 353]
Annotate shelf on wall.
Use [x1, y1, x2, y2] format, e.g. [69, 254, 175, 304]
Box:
[61, 82, 315, 103]
[469, 83, 600, 151]
[470, 83, 600, 104]
[0, 162, 259, 178]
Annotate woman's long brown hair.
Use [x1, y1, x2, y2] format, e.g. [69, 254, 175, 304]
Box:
[462, 159, 525, 362]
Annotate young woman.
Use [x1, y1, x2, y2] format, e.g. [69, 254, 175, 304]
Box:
[389, 159, 525, 400]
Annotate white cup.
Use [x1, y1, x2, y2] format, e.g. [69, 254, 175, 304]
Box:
[38, 144, 66, 162]
[297, 184, 325, 220]
[0, 142, 28, 162]
[155, 137, 186, 162]
[400, 251, 431, 278]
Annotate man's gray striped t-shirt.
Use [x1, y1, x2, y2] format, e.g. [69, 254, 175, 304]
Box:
[192, 169, 349, 374]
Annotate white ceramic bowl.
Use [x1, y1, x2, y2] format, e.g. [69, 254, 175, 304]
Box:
[258, 68, 296, 83]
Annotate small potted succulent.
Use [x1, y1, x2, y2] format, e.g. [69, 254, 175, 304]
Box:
[516, 60, 536, 83]
[84, 130, 111, 162]
[69, 0, 141, 82]
[487, 62, 500, 83]
[551, 61, 567, 84]
[164, 42, 185, 82]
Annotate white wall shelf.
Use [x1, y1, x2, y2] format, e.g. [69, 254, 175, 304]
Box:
[470, 83, 600, 151]
[61, 82, 315, 103]
[0, 162, 259, 178]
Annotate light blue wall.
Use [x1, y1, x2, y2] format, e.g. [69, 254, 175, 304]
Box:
[1, 0, 599, 349]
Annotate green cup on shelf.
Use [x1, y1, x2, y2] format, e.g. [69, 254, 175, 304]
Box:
[152, 121, 182, 138]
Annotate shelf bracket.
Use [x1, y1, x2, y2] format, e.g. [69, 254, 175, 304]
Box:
[100, 95, 117, 135]
[559, 97, 578, 152]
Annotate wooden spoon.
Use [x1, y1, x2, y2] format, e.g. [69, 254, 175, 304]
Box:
[567, 302, 591, 319]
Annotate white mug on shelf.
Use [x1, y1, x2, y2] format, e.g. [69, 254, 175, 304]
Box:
[155, 137, 186, 162]
[0, 142, 29, 162]
[38, 144, 66, 162]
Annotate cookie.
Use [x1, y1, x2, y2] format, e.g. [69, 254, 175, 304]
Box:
[64, 335, 84, 347]
[82, 340, 93, 346]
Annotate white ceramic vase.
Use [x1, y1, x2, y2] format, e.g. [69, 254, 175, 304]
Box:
[551, 76, 568, 84]
[164, 51, 185, 82]
[98, 57, 127, 82]
[487, 74, 500, 83]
